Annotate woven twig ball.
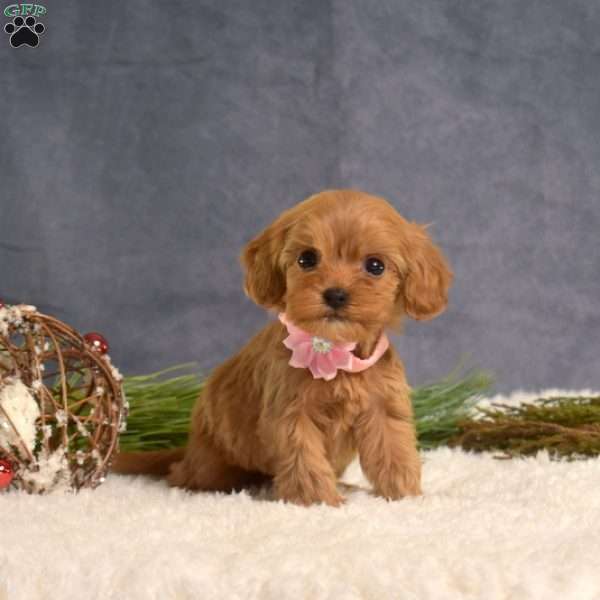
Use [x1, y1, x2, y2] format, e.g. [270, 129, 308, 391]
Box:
[0, 304, 127, 493]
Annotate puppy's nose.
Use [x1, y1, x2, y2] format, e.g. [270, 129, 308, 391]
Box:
[323, 287, 349, 309]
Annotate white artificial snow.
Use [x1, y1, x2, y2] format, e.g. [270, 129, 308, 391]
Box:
[55, 409, 68, 426]
[75, 419, 90, 438]
[0, 378, 40, 457]
[0, 304, 36, 337]
[0, 389, 599, 599]
[20, 449, 71, 494]
[471, 387, 600, 418]
[103, 354, 123, 382]
[0, 306, 18, 337]
[18, 305, 37, 313]
[98, 354, 128, 433]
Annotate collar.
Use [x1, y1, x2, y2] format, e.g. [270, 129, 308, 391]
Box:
[278, 313, 389, 381]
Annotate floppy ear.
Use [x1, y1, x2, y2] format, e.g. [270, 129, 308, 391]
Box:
[240, 215, 290, 309]
[400, 223, 453, 321]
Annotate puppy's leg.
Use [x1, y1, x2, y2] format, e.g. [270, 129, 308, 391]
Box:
[274, 408, 343, 507]
[168, 437, 264, 492]
[353, 399, 422, 500]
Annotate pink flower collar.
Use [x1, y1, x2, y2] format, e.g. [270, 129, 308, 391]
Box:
[279, 313, 389, 381]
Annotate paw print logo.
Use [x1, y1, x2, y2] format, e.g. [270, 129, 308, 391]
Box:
[4, 15, 45, 48]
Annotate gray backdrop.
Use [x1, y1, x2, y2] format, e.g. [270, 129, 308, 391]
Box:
[2, 1, 599, 393]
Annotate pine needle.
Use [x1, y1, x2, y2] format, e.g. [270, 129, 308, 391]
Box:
[120, 364, 202, 452]
[413, 360, 495, 449]
[450, 395, 600, 460]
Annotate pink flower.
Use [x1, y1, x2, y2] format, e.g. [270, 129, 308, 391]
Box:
[278, 313, 389, 381]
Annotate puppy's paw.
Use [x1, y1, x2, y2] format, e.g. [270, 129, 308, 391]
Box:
[166, 460, 186, 488]
[319, 490, 346, 508]
[275, 480, 345, 507]
[282, 490, 346, 508]
[374, 468, 422, 501]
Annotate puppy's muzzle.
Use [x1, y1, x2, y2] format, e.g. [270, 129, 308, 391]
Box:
[323, 287, 349, 309]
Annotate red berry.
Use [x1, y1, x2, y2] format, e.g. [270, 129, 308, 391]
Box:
[83, 332, 109, 355]
[0, 459, 14, 490]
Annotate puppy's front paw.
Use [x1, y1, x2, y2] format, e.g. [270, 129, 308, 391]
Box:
[275, 479, 345, 507]
[374, 467, 422, 501]
[280, 489, 346, 508]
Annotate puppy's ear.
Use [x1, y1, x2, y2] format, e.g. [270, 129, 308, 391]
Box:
[241, 215, 290, 309]
[400, 223, 453, 320]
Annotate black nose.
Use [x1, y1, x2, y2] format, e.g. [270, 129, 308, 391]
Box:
[323, 287, 349, 309]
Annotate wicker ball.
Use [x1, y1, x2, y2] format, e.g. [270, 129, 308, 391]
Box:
[0, 304, 127, 493]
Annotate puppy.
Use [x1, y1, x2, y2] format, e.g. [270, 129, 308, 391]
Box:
[113, 189, 452, 506]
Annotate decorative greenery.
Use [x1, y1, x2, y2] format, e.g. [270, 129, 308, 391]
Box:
[120, 365, 202, 452]
[413, 363, 495, 449]
[450, 396, 600, 460]
[120, 361, 495, 453]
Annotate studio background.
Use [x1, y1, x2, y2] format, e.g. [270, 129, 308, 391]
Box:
[2, 1, 598, 393]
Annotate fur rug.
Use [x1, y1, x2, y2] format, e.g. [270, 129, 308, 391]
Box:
[1, 390, 600, 600]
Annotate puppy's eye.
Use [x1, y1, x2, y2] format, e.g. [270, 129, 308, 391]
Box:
[298, 249, 319, 270]
[365, 257, 385, 276]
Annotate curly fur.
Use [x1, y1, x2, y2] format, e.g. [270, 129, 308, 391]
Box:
[112, 189, 453, 506]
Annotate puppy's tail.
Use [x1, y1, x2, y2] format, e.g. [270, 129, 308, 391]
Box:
[111, 448, 185, 477]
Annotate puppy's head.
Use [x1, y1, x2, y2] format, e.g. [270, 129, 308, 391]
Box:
[241, 190, 452, 342]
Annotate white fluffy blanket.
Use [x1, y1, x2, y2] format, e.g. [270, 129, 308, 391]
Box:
[1, 390, 600, 600]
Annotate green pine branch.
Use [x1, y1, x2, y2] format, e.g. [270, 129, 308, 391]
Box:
[450, 396, 600, 460]
[120, 364, 202, 452]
